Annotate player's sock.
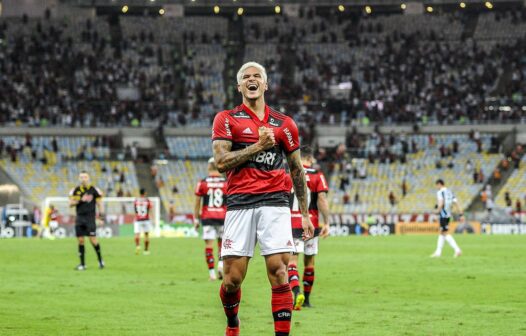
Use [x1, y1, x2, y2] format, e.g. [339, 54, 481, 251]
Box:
[303, 267, 315, 303]
[271, 284, 293, 336]
[220, 284, 241, 328]
[145, 240, 150, 252]
[445, 234, 461, 252]
[434, 235, 445, 255]
[287, 264, 300, 294]
[206, 247, 215, 270]
[78, 244, 85, 266]
[134, 236, 140, 247]
[93, 243, 103, 263]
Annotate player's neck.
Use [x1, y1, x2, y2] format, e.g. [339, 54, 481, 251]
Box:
[243, 98, 266, 120]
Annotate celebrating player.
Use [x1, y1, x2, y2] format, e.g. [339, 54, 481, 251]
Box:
[288, 146, 330, 310]
[134, 188, 153, 255]
[212, 61, 314, 336]
[69, 171, 105, 270]
[431, 179, 463, 258]
[193, 157, 227, 281]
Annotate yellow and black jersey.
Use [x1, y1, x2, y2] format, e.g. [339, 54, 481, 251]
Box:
[69, 185, 103, 217]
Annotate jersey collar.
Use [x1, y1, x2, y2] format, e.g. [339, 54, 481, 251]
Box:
[241, 103, 269, 125]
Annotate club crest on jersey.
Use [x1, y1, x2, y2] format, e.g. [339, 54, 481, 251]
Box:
[250, 150, 277, 165]
[242, 127, 253, 135]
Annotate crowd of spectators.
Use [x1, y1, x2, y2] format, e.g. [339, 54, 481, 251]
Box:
[1, 9, 526, 129]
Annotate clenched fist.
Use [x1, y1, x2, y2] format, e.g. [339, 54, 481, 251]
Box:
[257, 127, 276, 150]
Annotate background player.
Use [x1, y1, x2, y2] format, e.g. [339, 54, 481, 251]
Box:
[288, 146, 330, 310]
[213, 61, 314, 336]
[431, 179, 463, 258]
[193, 157, 227, 281]
[134, 188, 153, 255]
[69, 171, 105, 270]
[39, 204, 58, 240]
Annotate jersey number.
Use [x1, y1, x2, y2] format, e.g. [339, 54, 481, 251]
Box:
[291, 188, 311, 212]
[207, 188, 224, 208]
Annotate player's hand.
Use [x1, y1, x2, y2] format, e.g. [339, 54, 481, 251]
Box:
[257, 127, 276, 150]
[301, 216, 315, 241]
[193, 218, 200, 230]
[320, 224, 330, 238]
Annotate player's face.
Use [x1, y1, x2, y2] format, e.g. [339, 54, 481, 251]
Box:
[237, 67, 268, 101]
[79, 173, 90, 186]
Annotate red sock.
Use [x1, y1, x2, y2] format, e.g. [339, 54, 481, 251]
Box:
[205, 247, 214, 269]
[134, 236, 139, 247]
[303, 267, 315, 298]
[145, 240, 149, 251]
[217, 239, 222, 261]
[271, 284, 293, 335]
[287, 264, 300, 292]
[220, 284, 241, 327]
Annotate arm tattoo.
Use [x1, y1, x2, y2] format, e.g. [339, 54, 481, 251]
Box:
[287, 151, 309, 217]
[213, 140, 262, 173]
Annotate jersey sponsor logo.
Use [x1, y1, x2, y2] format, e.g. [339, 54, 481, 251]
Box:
[250, 150, 277, 165]
[231, 110, 251, 118]
[283, 128, 294, 148]
[224, 117, 232, 137]
[81, 194, 94, 202]
[242, 127, 253, 134]
[268, 117, 283, 127]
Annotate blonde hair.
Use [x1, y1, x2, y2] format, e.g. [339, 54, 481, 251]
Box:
[236, 61, 267, 84]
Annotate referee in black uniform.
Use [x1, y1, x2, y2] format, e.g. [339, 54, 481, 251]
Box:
[69, 171, 105, 270]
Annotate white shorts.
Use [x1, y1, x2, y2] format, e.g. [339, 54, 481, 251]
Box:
[221, 207, 294, 258]
[134, 220, 151, 234]
[294, 237, 319, 256]
[202, 225, 224, 240]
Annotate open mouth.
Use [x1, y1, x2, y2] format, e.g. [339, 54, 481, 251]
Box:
[247, 84, 258, 91]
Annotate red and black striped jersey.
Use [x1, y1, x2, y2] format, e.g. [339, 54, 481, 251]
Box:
[290, 166, 329, 235]
[195, 175, 227, 225]
[134, 197, 152, 222]
[212, 104, 300, 210]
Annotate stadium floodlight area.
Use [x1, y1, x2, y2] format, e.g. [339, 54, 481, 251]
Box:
[41, 197, 161, 238]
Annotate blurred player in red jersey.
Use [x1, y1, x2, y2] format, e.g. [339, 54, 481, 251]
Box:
[287, 147, 330, 310]
[212, 61, 314, 336]
[134, 188, 152, 255]
[194, 157, 228, 281]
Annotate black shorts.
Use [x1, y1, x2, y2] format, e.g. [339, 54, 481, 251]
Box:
[439, 217, 450, 233]
[201, 218, 225, 226]
[76, 216, 97, 237]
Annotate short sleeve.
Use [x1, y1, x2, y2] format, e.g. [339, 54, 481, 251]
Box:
[195, 180, 206, 196]
[437, 191, 444, 201]
[315, 172, 329, 193]
[94, 187, 103, 199]
[212, 112, 233, 142]
[280, 117, 300, 154]
[69, 187, 80, 199]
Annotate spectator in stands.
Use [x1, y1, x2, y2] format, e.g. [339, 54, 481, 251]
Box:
[354, 193, 360, 204]
[339, 174, 349, 191]
[343, 193, 350, 205]
[388, 191, 397, 207]
[172, 185, 179, 194]
[516, 199, 522, 213]
[493, 168, 502, 183]
[120, 172, 126, 184]
[117, 188, 124, 197]
[52, 137, 58, 153]
[401, 180, 408, 198]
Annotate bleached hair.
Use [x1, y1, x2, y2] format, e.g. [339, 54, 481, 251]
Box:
[236, 61, 267, 84]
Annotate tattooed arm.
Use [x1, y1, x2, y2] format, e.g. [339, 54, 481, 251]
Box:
[213, 127, 275, 173]
[287, 150, 314, 240]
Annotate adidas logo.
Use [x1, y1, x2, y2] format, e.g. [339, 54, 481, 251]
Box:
[287, 240, 293, 247]
[242, 127, 253, 134]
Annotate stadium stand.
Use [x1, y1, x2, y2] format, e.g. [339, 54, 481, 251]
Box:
[495, 154, 526, 210]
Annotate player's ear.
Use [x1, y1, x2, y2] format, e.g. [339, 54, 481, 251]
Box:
[237, 83, 242, 93]
[265, 81, 269, 91]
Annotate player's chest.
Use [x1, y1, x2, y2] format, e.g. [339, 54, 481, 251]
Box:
[229, 115, 283, 143]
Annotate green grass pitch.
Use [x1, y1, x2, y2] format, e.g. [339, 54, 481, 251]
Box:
[1, 235, 525, 335]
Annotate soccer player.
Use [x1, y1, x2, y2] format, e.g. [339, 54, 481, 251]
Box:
[288, 146, 330, 310]
[212, 61, 314, 336]
[194, 157, 227, 281]
[134, 188, 153, 255]
[69, 171, 105, 270]
[431, 179, 463, 258]
[40, 204, 58, 239]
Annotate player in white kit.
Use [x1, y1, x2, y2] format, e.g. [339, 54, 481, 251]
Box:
[431, 179, 463, 258]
